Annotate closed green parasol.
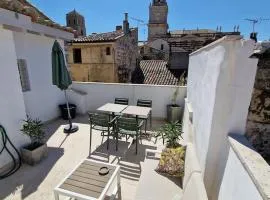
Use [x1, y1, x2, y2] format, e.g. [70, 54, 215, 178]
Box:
[52, 40, 78, 133]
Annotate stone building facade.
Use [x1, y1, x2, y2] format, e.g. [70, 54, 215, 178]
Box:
[145, 0, 241, 74]
[66, 9, 86, 37]
[246, 42, 270, 160]
[148, 0, 168, 41]
[67, 14, 138, 83]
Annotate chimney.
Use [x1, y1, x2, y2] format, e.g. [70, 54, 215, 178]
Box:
[116, 25, 122, 31]
[123, 13, 130, 34]
[250, 32, 258, 43]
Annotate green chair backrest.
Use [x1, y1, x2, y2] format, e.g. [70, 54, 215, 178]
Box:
[117, 117, 138, 131]
[115, 98, 129, 105]
[89, 113, 110, 127]
[137, 99, 152, 108]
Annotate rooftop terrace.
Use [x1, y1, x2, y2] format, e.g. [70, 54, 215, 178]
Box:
[0, 115, 167, 200]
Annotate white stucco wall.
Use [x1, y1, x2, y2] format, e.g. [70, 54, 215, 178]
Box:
[70, 82, 187, 119]
[187, 43, 225, 172]
[185, 36, 258, 199]
[218, 147, 262, 200]
[13, 32, 65, 122]
[0, 27, 29, 169]
[0, 8, 73, 170]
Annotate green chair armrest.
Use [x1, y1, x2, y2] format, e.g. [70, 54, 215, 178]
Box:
[109, 116, 119, 125]
[138, 120, 144, 129]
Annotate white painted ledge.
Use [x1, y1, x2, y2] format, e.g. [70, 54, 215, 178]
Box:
[228, 134, 270, 200]
[0, 8, 73, 40]
[185, 98, 193, 123]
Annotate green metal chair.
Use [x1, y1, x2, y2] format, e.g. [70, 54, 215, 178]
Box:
[88, 113, 118, 153]
[116, 116, 144, 154]
[115, 98, 129, 105]
[137, 99, 153, 133]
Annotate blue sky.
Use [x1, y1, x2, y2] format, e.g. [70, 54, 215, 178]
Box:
[29, 0, 270, 41]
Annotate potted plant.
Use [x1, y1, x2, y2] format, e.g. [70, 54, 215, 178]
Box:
[167, 72, 186, 122]
[155, 121, 186, 181]
[156, 121, 183, 148]
[21, 116, 48, 165]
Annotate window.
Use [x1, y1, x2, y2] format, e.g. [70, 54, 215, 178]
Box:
[81, 30, 84, 35]
[106, 47, 111, 56]
[17, 59, 31, 92]
[74, 19, 76, 24]
[161, 44, 164, 50]
[73, 48, 82, 63]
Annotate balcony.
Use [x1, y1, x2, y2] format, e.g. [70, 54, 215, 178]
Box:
[1, 36, 270, 200]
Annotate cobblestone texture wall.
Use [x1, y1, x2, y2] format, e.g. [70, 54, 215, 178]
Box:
[115, 28, 138, 83]
[148, 3, 168, 41]
[246, 57, 270, 160]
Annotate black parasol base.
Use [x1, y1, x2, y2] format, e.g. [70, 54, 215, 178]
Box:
[64, 124, 79, 134]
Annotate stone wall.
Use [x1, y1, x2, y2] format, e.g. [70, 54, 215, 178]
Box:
[148, 3, 168, 41]
[149, 5, 168, 24]
[115, 28, 138, 83]
[68, 43, 116, 82]
[68, 28, 138, 83]
[66, 11, 86, 37]
[246, 56, 270, 160]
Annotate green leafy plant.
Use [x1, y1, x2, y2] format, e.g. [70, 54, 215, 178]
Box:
[156, 121, 183, 148]
[21, 116, 45, 146]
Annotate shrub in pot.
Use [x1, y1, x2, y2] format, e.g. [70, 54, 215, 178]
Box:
[20, 116, 48, 165]
[167, 72, 186, 122]
[155, 121, 186, 182]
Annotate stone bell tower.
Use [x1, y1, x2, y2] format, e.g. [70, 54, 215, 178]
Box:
[148, 0, 168, 41]
[66, 9, 86, 37]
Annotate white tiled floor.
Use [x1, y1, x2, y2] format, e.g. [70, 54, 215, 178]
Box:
[0, 115, 166, 200]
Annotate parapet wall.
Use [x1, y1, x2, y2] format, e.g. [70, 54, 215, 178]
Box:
[183, 36, 260, 199]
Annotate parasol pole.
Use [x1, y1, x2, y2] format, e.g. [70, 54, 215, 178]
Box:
[64, 90, 72, 129]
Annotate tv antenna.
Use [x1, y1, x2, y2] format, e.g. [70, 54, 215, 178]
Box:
[130, 16, 148, 41]
[245, 18, 270, 33]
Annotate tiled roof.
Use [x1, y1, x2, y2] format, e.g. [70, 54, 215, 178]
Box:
[168, 30, 240, 53]
[72, 31, 125, 43]
[0, 0, 74, 33]
[140, 60, 178, 85]
[170, 46, 187, 53]
[168, 39, 206, 53]
[170, 29, 216, 35]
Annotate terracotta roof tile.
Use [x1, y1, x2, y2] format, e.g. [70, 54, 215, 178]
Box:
[140, 60, 178, 85]
[170, 29, 216, 35]
[0, 0, 74, 33]
[72, 31, 125, 43]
